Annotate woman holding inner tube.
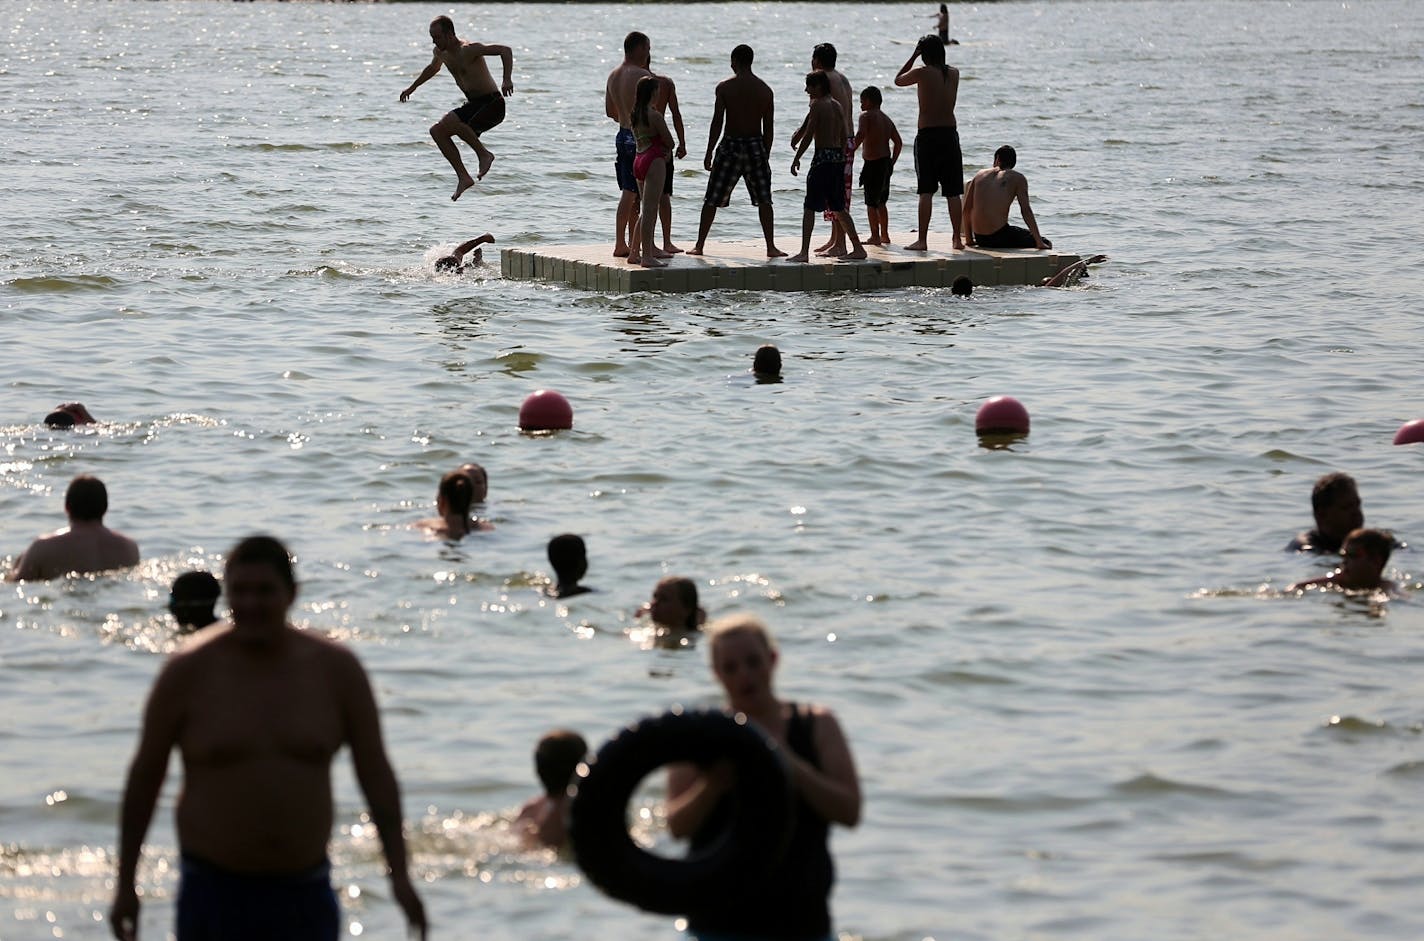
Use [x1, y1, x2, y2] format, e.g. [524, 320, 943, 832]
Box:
[666, 615, 861, 941]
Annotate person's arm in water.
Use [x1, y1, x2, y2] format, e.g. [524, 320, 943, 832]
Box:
[666, 79, 687, 159]
[110, 658, 188, 941]
[400, 51, 442, 101]
[340, 649, 428, 940]
[1013, 176, 1047, 250]
[788, 708, 861, 827]
[704, 86, 726, 171]
[665, 760, 736, 838]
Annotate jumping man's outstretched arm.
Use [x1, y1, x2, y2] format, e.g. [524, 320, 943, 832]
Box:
[400, 53, 441, 102]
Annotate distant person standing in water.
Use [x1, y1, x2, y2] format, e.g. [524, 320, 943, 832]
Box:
[400, 16, 514, 202]
[606, 32, 654, 261]
[895, 35, 964, 251]
[7, 475, 139, 581]
[963, 145, 1052, 250]
[169, 571, 222, 632]
[688, 44, 784, 259]
[110, 535, 427, 941]
[1288, 472, 1365, 553]
[933, 4, 949, 43]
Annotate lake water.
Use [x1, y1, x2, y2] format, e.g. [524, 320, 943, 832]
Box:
[3, 1, 1423, 939]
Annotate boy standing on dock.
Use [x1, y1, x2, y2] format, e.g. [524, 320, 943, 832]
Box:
[400, 16, 514, 202]
[789, 71, 867, 263]
[852, 86, 902, 246]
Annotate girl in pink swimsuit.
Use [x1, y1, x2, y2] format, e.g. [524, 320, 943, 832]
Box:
[630, 76, 674, 268]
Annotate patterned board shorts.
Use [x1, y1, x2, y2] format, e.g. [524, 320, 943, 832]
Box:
[704, 136, 773, 207]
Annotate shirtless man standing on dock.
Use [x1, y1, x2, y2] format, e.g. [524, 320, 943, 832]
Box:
[789, 71, 867, 263]
[895, 35, 963, 250]
[110, 535, 427, 941]
[689, 44, 784, 258]
[400, 16, 514, 202]
[606, 32, 653, 261]
[963, 145, 1052, 250]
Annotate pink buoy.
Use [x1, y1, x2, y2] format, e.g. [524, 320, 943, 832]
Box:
[519, 390, 574, 431]
[975, 396, 1030, 436]
[1394, 419, 1424, 445]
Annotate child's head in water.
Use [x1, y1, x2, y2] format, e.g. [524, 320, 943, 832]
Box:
[1337, 528, 1393, 589]
[547, 534, 590, 597]
[752, 344, 782, 378]
[169, 570, 222, 630]
[951, 276, 973, 297]
[649, 576, 702, 631]
[535, 729, 588, 798]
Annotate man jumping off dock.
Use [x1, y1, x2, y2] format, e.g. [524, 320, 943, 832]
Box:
[400, 16, 514, 202]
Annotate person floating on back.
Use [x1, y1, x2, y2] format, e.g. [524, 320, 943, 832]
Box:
[435, 233, 496, 273]
[963, 145, 1052, 250]
[788, 71, 867, 263]
[852, 86, 902, 246]
[1287, 528, 1396, 594]
[400, 16, 514, 201]
[546, 534, 592, 598]
[7, 475, 139, 581]
[516, 729, 589, 850]
[169, 571, 221, 632]
[1288, 472, 1364, 553]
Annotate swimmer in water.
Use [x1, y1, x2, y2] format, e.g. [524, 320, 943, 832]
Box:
[635, 575, 706, 636]
[44, 402, 97, 428]
[1287, 528, 1397, 594]
[1042, 255, 1108, 287]
[416, 469, 492, 539]
[400, 16, 514, 201]
[951, 275, 973, 296]
[435, 233, 496, 273]
[546, 534, 592, 598]
[516, 729, 588, 850]
[7, 475, 140, 581]
[1288, 472, 1364, 553]
[753, 344, 782, 381]
[169, 571, 222, 632]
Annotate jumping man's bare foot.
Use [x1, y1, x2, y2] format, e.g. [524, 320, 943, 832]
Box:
[452, 175, 476, 202]
[477, 153, 495, 180]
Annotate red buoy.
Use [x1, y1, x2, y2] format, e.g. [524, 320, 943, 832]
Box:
[519, 390, 574, 432]
[975, 396, 1030, 436]
[1394, 419, 1424, 445]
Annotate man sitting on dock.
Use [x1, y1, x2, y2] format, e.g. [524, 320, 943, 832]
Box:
[688, 45, 785, 259]
[963, 145, 1052, 250]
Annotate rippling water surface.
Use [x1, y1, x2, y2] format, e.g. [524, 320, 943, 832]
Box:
[4, 1, 1424, 939]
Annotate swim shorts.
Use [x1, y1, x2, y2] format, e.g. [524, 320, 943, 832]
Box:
[824, 142, 855, 222]
[704, 136, 773, 207]
[914, 126, 964, 197]
[453, 93, 505, 136]
[974, 223, 1043, 249]
[860, 156, 892, 208]
[177, 854, 339, 941]
[615, 128, 638, 194]
[804, 148, 846, 213]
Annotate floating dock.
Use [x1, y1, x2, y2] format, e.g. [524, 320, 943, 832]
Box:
[500, 235, 1079, 293]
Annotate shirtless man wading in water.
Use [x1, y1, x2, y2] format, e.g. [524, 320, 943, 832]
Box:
[400, 15, 514, 202]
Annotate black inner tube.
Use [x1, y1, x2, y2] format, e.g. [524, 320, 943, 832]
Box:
[568, 708, 793, 915]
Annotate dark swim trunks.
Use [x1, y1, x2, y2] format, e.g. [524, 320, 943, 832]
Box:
[974, 223, 1042, 249]
[914, 125, 964, 197]
[704, 135, 773, 207]
[615, 128, 638, 193]
[453, 92, 505, 135]
[860, 156, 892, 208]
[177, 854, 339, 941]
[804, 147, 847, 213]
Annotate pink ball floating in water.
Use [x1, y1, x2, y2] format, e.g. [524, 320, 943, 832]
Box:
[1394, 419, 1424, 445]
[975, 396, 1030, 436]
[519, 390, 574, 432]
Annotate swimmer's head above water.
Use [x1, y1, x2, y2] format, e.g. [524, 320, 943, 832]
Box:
[753, 344, 782, 378]
[951, 276, 973, 297]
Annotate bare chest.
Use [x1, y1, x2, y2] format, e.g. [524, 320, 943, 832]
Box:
[180, 658, 344, 769]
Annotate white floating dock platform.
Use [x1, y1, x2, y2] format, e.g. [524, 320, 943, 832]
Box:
[501, 236, 1079, 293]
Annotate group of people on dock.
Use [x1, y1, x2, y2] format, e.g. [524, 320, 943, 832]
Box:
[399, 17, 1054, 271]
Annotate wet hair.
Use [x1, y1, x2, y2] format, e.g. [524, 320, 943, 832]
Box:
[44, 410, 76, 429]
[624, 31, 649, 57]
[753, 344, 782, 376]
[225, 534, 295, 591]
[731, 44, 754, 68]
[812, 42, 837, 69]
[65, 475, 108, 522]
[632, 75, 658, 129]
[860, 85, 882, 107]
[919, 35, 948, 73]
[170, 571, 221, 627]
[439, 469, 475, 519]
[806, 70, 830, 95]
[535, 729, 588, 797]
[940, 3, 948, 13]
[708, 613, 779, 657]
[1311, 472, 1357, 514]
[459, 462, 489, 503]
[1343, 528, 1393, 564]
[994, 145, 1018, 169]
[430, 15, 454, 36]
[951, 276, 974, 297]
[659, 576, 701, 631]
[435, 255, 461, 273]
[547, 534, 588, 583]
